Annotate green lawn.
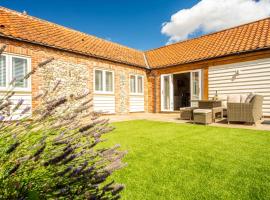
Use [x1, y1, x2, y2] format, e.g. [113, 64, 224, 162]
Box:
[103, 120, 270, 200]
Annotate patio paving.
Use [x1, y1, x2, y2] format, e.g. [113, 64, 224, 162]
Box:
[106, 113, 270, 131]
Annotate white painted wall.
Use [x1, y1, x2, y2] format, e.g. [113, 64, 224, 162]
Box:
[209, 58, 270, 116]
[129, 96, 144, 112]
[0, 92, 32, 120]
[93, 95, 115, 114]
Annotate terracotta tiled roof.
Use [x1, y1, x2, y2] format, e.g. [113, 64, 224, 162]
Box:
[0, 7, 270, 69]
[146, 17, 270, 68]
[0, 7, 147, 67]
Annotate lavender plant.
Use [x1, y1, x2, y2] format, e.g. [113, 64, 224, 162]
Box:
[0, 45, 126, 199]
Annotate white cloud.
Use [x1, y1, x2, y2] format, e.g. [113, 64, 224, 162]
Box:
[162, 0, 270, 44]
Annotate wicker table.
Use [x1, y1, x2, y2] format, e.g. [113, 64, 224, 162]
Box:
[197, 100, 223, 122]
[198, 100, 222, 108]
[212, 107, 223, 122]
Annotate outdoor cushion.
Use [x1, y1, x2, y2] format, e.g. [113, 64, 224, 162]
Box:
[240, 94, 248, 103]
[180, 107, 197, 111]
[245, 93, 255, 103]
[227, 95, 241, 103]
[219, 95, 228, 108]
[193, 109, 212, 114]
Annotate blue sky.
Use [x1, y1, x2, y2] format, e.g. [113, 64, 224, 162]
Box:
[0, 0, 199, 50]
[1, 0, 269, 50]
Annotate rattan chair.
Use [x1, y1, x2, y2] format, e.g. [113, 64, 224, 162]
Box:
[227, 95, 263, 124]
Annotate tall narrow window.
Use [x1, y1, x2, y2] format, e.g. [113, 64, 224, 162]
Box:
[130, 75, 143, 94]
[105, 71, 113, 92]
[95, 70, 103, 91]
[12, 57, 27, 88]
[130, 75, 136, 93]
[0, 55, 6, 87]
[94, 69, 114, 93]
[137, 76, 143, 94]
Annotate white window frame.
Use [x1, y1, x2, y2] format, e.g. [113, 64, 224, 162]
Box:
[0, 54, 8, 90]
[0, 53, 31, 92]
[129, 74, 144, 96]
[93, 68, 114, 95]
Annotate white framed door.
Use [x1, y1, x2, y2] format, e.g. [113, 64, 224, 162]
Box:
[161, 74, 174, 111]
[190, 70, 202, 107]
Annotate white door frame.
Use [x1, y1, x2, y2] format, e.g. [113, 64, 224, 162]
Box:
[190, 69, 202, 107]
[160, 70, 203, 111]
[161, 74, 174, 111]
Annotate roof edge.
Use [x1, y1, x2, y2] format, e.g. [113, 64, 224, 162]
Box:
[0, 6, 143, 54]
[150, 47, 270, 69]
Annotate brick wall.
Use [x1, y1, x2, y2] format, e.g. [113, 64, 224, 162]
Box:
[2, 37, 270, 115]
[0, 37, 148, 114]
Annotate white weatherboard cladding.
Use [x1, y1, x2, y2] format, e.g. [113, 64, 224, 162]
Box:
[0, 92, 32, 120]
[93, 95, 115, 114]
[129, 96, 144, 112]
[209, 58, 270, 116]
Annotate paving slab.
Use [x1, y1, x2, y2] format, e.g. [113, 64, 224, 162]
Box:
[105, 113, 270, 131]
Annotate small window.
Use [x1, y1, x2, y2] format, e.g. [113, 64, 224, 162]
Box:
[0, 55, 6, 87]
[95, 70, 103, 91]
[12, 57, 28, 88]
[105, 71, 113, 92]
[137, 76, 143, 94]
[94, 69, 114, 93]
[0, 54, 30, 91]
[130, 75, 144, 95]
[130, 75, 136, 93]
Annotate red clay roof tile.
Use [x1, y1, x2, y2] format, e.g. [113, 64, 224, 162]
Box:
[0, 7, 146, 67]
[146, 17, 270, 68]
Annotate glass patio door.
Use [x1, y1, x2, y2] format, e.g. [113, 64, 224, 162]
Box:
[161, 74, 173, 111]
[190, 70, 202, 107]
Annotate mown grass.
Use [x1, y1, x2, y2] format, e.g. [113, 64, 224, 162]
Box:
[103, 120, 270, 200]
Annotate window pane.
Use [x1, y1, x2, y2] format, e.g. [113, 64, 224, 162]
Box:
[130, 75, 136, 93]
[0, 56, 6, 87]
[95, 70, 103, 91]
[192, 72, 199, 98]
[137, 76, 143, 94]
[105, 71, 113, 92]
[164, 76, 170, 110]
[12, 57, 27, 88]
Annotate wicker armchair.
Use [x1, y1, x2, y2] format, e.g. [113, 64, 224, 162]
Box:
[227, 95, 263, 124]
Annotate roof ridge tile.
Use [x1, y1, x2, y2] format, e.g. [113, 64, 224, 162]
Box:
[145, 17, 270, 68]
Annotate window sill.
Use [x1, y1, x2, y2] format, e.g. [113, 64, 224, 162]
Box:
[130, 93, 144, 96]
[94, 91, 115, 95]
[0, 87, 31, 93]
